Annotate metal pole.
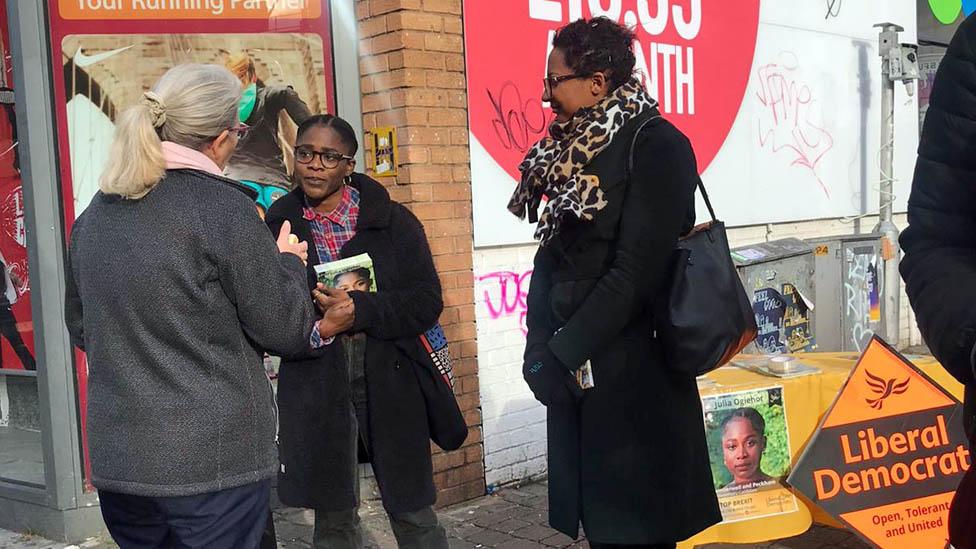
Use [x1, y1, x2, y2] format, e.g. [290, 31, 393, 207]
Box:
[873, 23, 902, 346]
[7, 0, 87, 510]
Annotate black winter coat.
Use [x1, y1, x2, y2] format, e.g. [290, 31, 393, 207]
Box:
[901, 13, 976, 438]
[65, 170, 314, 497]
[525, 109, 721, 543]
[265, 174, 444, 513]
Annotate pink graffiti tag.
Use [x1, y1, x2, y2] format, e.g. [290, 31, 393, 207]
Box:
[756, 53, 834, 197]
[478, 269, 533, 336]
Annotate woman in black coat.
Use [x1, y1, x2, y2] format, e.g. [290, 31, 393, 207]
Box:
[265, 115, 449, 548]
[900, 13, 976, 546]
[509, 18, 721, 548]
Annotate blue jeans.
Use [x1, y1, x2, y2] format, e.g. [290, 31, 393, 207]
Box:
[99, 479, 271, 548]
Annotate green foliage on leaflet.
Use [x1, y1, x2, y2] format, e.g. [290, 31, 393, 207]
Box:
[706, 401, 790, 489]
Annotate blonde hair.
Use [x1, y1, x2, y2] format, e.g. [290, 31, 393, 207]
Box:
[99, 64, 241, 199]
[225, 51, 256, 86]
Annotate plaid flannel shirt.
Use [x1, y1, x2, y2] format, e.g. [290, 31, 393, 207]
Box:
[305, 185, 360, 348]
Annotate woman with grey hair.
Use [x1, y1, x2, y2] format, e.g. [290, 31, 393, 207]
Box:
[64, 63, 315, 548]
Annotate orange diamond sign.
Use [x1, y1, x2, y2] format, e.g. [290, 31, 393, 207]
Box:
[788, 337, 970, 548]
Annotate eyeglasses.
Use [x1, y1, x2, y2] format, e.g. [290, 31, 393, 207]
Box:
[295, 147, 355, 169]
[543, 73, 584, 95]
[229, 124, 250, 139]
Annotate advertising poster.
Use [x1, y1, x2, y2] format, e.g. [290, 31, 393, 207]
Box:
[702, 386, 798, 523]
[48, 0, 337, 489]
[788, 337, 969, 548]
[464, 0, 761, 246]
[463, 2, 919, 247]
[0, 0, 37, 375]
[52, 10, 336, 220]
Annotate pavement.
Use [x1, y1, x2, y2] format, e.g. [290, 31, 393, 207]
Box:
[0, 481, 869, 549]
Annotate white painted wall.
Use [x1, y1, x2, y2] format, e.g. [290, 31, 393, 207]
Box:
[474, 245, 548, 488]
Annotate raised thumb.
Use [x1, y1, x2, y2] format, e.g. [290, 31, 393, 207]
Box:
[277, 220, 292, 244]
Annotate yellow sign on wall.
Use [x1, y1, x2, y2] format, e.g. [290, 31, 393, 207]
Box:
[371, 126, 397, 178]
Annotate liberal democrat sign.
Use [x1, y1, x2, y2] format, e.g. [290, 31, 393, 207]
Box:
[789, 337, 969, 548]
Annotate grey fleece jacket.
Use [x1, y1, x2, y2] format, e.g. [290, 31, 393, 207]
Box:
[64, 169, 315, 497]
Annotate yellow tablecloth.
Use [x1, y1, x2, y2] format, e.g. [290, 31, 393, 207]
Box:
[678, 352, 963, 548]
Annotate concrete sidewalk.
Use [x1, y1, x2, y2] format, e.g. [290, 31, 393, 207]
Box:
[272, 482, 869, 549]
[0, 481, 869, 549]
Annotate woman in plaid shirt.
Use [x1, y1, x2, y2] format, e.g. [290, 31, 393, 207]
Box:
[265, 114, 451, 549]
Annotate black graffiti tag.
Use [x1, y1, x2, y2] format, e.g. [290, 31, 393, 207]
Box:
[486, 81, 551, 153]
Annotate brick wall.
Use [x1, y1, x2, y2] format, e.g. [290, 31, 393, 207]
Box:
[355, 0, 484, 508]
[474, 217, 922, 488]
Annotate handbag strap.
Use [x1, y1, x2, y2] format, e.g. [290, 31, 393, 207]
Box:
[626, 114, 718, 223]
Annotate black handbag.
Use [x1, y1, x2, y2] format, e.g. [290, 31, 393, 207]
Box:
[397, 324, 468, 451]
[629, 117, 757, 376]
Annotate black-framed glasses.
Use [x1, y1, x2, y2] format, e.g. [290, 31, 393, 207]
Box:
[295, 147, 354, 169]
[543, 73, 583, 95]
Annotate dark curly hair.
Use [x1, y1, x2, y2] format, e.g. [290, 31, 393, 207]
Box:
[551, 17, 637, 90]
[720, 408, 766, 439]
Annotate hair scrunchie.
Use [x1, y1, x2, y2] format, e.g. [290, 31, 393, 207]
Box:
[142, 91, 167, 129]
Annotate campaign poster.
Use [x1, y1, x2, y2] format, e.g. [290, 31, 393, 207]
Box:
[702, 386, 798, 522]
[788, 337, 969, 548]
[314, 253, 377, 292]
[48, 0, 337, 490]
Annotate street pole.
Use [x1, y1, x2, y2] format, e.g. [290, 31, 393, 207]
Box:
[872, 23, 918, 347]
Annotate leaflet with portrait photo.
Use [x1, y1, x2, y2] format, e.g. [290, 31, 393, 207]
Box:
[701, 386, 798, 522]
[313, 253, 377, 293]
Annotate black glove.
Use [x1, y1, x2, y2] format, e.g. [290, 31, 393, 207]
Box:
[523, 348, 583, 406]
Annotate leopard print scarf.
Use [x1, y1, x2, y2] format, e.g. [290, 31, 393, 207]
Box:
[508, 78, 657, 244]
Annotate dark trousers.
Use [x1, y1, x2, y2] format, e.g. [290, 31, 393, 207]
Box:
[0, 305, 34, 370]
[312, 336, 447, 549]
[99, 479, 271, 549]
[261, 510, 277, 549]
[950, 463, 976, 548]
[314, 506, 447, 549]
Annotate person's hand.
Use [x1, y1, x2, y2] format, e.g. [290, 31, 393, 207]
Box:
[8, 271, 22, 288]
[276, 221, 308, 265]
[311, 284, 352, 315]
[315, 288, 356, 339]
[522, 348, 583, 406]
[322, 284, 349, 304]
